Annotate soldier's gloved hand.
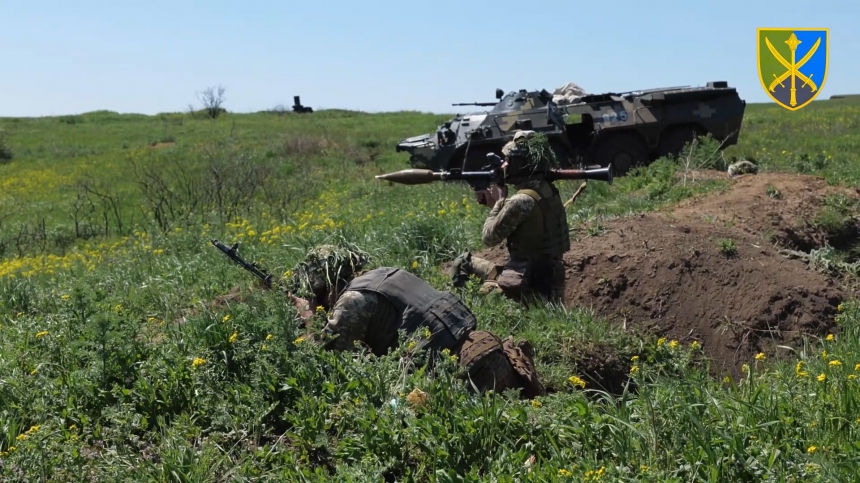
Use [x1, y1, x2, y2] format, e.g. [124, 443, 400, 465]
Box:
[475, 185, 507, 207]
[450, 252, 472, 287]
[475, 189, 493, 207]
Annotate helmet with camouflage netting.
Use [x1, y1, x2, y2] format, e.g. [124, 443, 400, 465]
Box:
[287, 240, 371, 301]
[501, 130, 558, 179]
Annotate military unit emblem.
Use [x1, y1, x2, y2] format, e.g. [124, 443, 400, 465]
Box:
[757, 28, 829, 111]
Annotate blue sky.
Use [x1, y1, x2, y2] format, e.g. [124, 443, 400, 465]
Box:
[1, 0, 857, 117]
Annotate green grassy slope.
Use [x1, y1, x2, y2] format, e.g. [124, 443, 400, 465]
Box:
[0, 98, 859, 481]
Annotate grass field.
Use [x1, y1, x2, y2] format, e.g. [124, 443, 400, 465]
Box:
[1, 96, 860, 482]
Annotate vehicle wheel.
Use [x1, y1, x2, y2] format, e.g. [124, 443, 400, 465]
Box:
[658, 126, 703, 159]
[592, 132, 649, 177]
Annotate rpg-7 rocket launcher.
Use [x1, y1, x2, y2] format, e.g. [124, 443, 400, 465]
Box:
[375, 153, 613, 192]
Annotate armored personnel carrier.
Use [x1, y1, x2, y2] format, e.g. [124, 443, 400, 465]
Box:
[395, 81, 746, 175]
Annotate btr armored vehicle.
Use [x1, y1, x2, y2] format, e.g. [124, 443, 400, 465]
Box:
[395, 81, 746, 175]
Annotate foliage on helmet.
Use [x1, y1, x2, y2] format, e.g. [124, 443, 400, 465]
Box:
[506, 132, 558, 176]
[288, 240, 371, 298]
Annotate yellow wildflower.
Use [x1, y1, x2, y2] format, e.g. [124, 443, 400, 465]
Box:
[407, 341, 417, 350]
[30, 368, 37, 375]
[531, 399, 542, 408]
[422, 327, 432, 339]
[669, 340, 678, 349]
[192, 357, 206, 367]
[266, 334, 273, 340]
[283, 269, 292, 278]
[848, 375, 857, 380]
[568, 375, 587, 388]
[61, 294, 70, 300]
[657, 337, 666, 346]
[690, 341, 700, 350]
[723, 376, 732, 384]
[755, 353, 766, 361]
[222, 314, 230, 323]
[228, 331, 238, 344]
[855, 363, 860, 371]
[261, 344, 267, 351]
[293, 336, 305, 345]
[826, 334, 835, 341]
[441, 348, 450, 356]
[829, 360, 842, 368]
[630, 355, 639, 362]
[807, 446, 817, 454]
[35, 330, 49, 338]
[315, 305, 325, 313]
[558, 469, 572, 477]
[837, 303, 844, 312]
[741, 364, 749, 373]
[411, 260, 418, 269]
[629, 365, 640, 375]
[817, 373, 826, 382]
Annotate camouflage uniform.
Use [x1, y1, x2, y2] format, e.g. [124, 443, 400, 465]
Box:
[727, 159, 758, 177]
[289, 248, 545, 399]
[452, 131, 570, 302]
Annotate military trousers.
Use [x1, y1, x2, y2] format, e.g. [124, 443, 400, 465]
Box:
[467, 255, 565, 303]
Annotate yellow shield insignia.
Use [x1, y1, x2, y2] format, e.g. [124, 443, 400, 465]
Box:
[757, 28, 829, 111]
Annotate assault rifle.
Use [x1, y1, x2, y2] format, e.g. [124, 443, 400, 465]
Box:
[211, 239, 274, 288]
[375, 153, 613, 192]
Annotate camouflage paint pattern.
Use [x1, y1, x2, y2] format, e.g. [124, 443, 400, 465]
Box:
[395, 82, 746, 174]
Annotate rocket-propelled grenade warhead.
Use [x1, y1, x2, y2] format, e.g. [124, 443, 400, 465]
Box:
[373, 169, 445, 185]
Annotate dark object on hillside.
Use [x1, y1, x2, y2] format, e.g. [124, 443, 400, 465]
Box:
[293, 96, 314, 113]
[396, 81, 746, 177]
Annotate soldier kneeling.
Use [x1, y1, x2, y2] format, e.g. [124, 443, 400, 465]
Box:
[288, 244, 546, 399]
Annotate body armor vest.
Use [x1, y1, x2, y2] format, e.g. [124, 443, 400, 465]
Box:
[345, 267, 477, 353]
[505, 180, 571, 261]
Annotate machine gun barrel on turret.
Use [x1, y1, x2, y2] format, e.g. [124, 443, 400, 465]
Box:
[451, 102, 499, 107]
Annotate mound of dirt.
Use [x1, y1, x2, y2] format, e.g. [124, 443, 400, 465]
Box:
[671, 171, 860, 253]
[471, 171, 856, 380]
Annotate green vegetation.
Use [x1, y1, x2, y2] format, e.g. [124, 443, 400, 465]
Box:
[1, 97, 860, 481]
[718, 239, 738, 257]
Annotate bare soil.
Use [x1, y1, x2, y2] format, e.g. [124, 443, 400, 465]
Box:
[471, 171, 858, 381]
